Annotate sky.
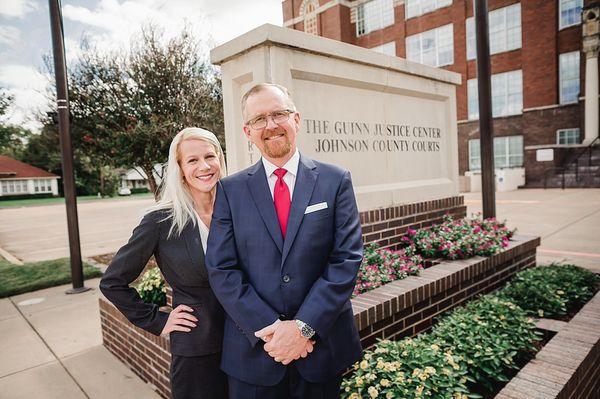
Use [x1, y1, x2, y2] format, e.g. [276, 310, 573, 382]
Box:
[0, 0, 284, 131]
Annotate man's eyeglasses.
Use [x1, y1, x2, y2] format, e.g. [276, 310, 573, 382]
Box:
[245, 109, 295, 130]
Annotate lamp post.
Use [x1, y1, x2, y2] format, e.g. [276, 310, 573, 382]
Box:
[48, 0, 89, 294]
[474, 0, 496, 219]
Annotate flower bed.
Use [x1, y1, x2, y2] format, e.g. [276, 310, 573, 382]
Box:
[344, 263, 600, 399]
[343, 295, 541, 399]
[353, 245, 423, 297]
[497, 264, 599, 319]
[354, 216, 516, 297]
[401, 215, 514, 260]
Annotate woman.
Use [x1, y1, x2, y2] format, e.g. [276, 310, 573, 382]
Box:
[100, 127, 228, 399]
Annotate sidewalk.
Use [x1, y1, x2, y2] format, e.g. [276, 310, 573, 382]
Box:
[464, 188, 600, 273]
[0, 278, 161, 399]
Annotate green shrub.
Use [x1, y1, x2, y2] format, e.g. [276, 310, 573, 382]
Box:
[343, 295, 541, 398]
[429, 296, 541, 393]
[135, 267, 166, 306]
[341, 337, 471, 399]
[498, 264, 599, 318]
[130, 187, 150, 194]
[0, 193, 55, 201]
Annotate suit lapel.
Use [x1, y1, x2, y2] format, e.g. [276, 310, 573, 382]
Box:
[247, 161, 284, 253]
[183, 221, 208, 279]
[281, 155, 318, 265]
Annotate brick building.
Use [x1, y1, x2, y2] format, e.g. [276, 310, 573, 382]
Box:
[282, 0, 599, 187]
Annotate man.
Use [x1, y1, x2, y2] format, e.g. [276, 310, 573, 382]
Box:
[206, 83, 363, 398]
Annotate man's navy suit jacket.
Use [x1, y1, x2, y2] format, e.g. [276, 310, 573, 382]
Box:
[206, 154, 363, 386]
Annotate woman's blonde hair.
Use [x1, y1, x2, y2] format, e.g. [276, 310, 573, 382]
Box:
[146, 127, 226, 238]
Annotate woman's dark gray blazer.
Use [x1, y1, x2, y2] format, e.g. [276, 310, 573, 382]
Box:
[100, 210, 224, 356]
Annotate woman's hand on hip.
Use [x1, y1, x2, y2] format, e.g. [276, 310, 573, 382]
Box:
[161, 305, 197, 335]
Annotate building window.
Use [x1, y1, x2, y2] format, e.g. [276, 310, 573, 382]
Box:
[467, 70, 523, 120]
[371, 41, 396, 56]
[559, 0, 583, 30]
[303, 0, 318, 35]
[557, 128, 580, 144]
[559, 51, 580, 104]
[406, 24, 454, 67]
[405, 0, 452, 19]
[356, 0, 395, 37]
[469, 136, 524, 170]
[466, 3, 521, 60]
[1, 179, 28, 195]
[33, 179, 51, 193]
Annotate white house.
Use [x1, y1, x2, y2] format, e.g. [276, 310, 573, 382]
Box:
[119, 164, 164, 190]
[0, 155, 60, 197]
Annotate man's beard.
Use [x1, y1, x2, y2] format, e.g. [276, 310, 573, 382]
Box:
[263, 132, 292, 158]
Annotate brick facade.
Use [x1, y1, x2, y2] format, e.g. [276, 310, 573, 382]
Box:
[283, 0, 598, 185]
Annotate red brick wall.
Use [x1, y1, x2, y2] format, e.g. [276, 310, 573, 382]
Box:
[361, 196, 466, 249]
[283, 0, 597, 181]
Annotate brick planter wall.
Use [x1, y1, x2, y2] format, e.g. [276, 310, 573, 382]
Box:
[496, 290, 600, 399]
[351, 234, 540, 349]
[99, 299, 172, 398]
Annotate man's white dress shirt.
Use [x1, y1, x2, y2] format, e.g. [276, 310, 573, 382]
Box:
[261, 149, 299, 200]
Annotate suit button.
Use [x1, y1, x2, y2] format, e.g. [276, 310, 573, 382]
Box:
[282, 275, 291, 283]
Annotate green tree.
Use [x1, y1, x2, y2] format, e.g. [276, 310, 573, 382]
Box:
[66, 25, 224, 198]
[0, 89, 32, 158]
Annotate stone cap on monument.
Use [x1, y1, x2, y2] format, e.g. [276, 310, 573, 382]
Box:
[211, 24, 461, 86]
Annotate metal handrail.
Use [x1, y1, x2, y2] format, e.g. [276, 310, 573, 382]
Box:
[542, 136, 599, 187]
[543, 166, 565, 190]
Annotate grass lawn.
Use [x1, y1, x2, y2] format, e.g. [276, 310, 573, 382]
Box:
[0, 258, 103, 298]
[0, 192, 153, 208]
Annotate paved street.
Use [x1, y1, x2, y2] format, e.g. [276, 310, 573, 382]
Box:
[0, 197, 155, 262]
[1, 189, 599, 272]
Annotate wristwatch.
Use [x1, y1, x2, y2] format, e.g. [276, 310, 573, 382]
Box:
[295, 319, 315, 339]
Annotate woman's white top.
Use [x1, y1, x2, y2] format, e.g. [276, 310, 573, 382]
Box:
[193, 210, 210, 255]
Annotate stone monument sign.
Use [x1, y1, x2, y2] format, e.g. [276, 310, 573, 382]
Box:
[211, 24, 461, 210]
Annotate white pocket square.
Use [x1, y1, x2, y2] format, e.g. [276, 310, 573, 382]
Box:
[304, 202, 328, 214]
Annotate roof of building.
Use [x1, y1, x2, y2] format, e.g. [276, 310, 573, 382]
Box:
[0, 155, 59, 179]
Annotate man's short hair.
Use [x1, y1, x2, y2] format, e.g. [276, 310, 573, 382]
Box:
[241, 83, 296, 120]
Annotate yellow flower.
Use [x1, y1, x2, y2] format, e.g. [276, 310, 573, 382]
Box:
[364, 353, 372, 360]
[424, 366, 436, 375]
[355, 377, 364, 387]
[376, 361, 385, 369]
[557, 290, 564, 295]
[412, 368, 421, 377]
[380, 378, 390, 387]
[360, 360, 369, 370]
[415, 385, 424, 395]
[368, 386, 378, 398]
[386, 393, 394, 399]
[430, 344, 440, 351]
[348, 393, 360, 399]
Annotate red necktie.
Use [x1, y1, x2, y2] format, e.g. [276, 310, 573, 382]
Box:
[273, 168, 291, 238]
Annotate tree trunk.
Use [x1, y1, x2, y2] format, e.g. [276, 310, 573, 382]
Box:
[142, 164, 159, 201]
[99, 166, 105, 196]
